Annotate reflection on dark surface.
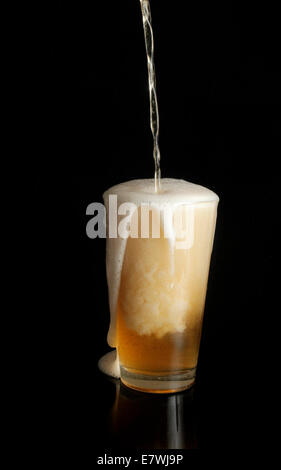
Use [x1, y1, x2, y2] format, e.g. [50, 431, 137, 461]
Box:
[94, 355, 253, 450]
[104, 376, 199, 449]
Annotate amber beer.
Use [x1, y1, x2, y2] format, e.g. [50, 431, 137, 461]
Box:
[104, 179, 219, 393]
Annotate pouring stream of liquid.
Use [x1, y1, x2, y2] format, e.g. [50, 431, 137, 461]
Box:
[139, 0, 161, 192]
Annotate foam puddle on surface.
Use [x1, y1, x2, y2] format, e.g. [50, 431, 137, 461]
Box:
[97, 178, 219, 379]
[98, 350, 120, 379]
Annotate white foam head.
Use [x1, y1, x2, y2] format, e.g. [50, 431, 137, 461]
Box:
[103, 178, 219, 206]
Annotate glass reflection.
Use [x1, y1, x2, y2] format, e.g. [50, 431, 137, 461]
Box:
[107, 379, 199, 449]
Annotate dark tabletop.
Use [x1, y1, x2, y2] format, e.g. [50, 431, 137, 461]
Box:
[58, 345, 263, 453]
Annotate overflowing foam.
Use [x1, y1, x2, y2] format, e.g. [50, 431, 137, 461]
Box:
[103, 179, 218, 348]
[98, 350, 120, 379]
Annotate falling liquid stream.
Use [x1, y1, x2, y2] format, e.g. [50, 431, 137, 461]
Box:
[139, 0, 161, 192]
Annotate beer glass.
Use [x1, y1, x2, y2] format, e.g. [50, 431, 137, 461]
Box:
[104, 179, 219, 393]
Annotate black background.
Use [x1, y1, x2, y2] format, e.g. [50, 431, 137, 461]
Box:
[41, 0, 279, 454]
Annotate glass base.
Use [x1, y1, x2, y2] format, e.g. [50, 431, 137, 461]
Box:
[120, 365, 196, 394]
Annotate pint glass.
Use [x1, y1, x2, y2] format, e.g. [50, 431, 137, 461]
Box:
[104, 179, 219, 393]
